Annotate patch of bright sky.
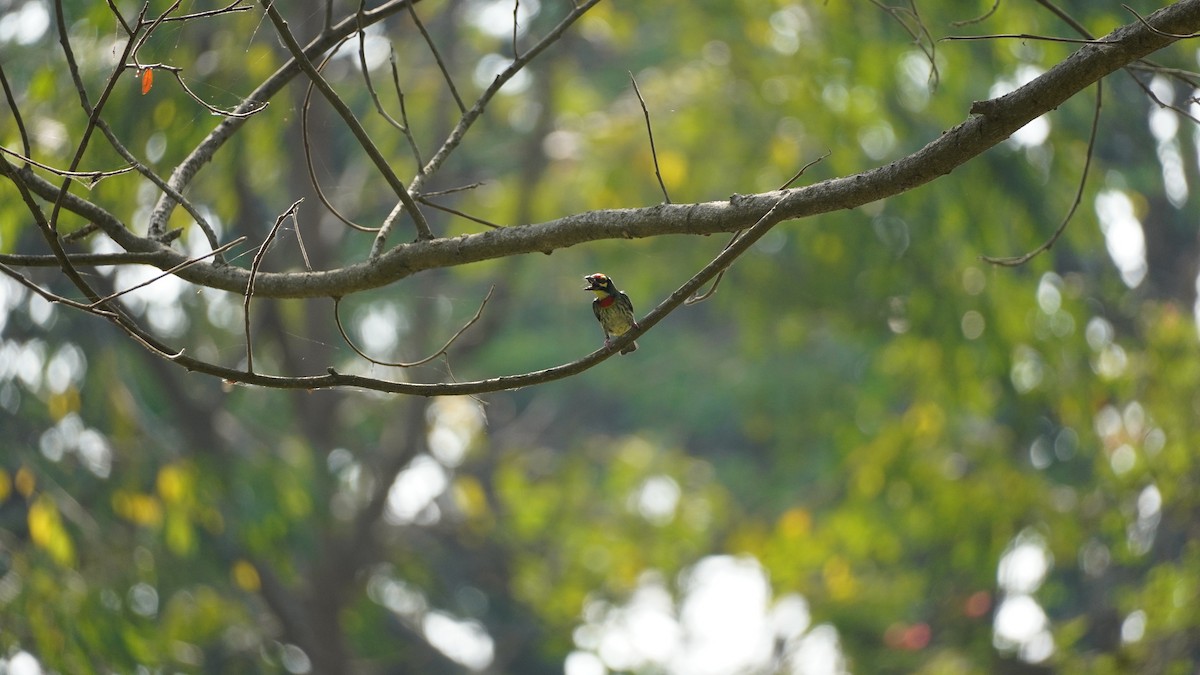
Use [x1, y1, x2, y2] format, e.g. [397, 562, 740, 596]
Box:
[897, 51, 934, 112]
[385, 398, 485, 523]
[0, 275, 27, 336]
[769, 5, 811, 55]
[423, 611, 495, 671]
[331, 24, 391, 71]
[427, 396, 485, 467]
[0, 1, 49, 45]
[994, 531, 1054, 663]
[472, 53, 531, 94]
[1094, 189, 1147, 288]
[1148, 76, 1188, 207]
[997, 533, 1051, 595]
[367, 571, 494, 671]
[463, 1, 535, 94]
[0, 651, 44, 675]
[385, 453, 447, 525]
[990, 66, 1050, 147]
[629, 474, 681, 526]
[466, 0, 540, 38]
[357, 302, 404, 356]
[569, 556, 846, 675]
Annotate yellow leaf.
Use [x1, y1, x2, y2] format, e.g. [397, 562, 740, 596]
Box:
[28, 495, 75, 566]
[157, 464, 190, 505]
[15, 466, 35, 497]
[113, 491, 163, 527]
[823, 556, 858, 601]
[231, 560, 261, 592]
[778, 507, 811, 539]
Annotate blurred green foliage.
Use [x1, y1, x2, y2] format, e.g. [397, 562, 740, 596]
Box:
[2, 0, 1200, 672]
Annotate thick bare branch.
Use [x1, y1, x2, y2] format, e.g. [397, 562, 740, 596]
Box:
[12, 0, 1193, 300]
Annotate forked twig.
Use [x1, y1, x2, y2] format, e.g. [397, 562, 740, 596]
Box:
[686, 152, 830, 305]
[630, 72, 671, 204]
[355, 0, 419, 171]
[244, 199, 303, 373]
[869, 0, 940, 88]
[333, 286, 496, 368]
[982, 82, 1102, 266]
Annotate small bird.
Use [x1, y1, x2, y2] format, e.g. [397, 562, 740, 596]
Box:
[583, 273, 639, 354]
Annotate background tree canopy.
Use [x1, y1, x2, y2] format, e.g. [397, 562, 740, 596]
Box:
[3, 0, 1200, 672]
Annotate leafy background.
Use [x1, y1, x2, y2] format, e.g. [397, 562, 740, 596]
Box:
[2, 0, 1199, 673]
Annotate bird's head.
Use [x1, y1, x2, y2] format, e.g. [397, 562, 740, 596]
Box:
[583, 273, 616, 297]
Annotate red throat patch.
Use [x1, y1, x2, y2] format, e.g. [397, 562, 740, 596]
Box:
[596, 295, 616, 308]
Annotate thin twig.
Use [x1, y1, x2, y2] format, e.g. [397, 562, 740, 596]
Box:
[1123, 3, 1200, 40]
[244, 199, 303, 373]
[165, 67, 267, 118]
[779, 150, 831, 191]
[0, 64, 32, 159]
[688, 152, 830, 306]
[951, 0, 1001, 27]
[130, 0, 183, 66]
[982, 81, 1102, 266]
[303, 35, 380, 233]
[333, 286, 495, 368]
[629, 72, 671, 204]
[869, 0, 939, 88]
[389, 48, 425, 172]
[512, 0, 521, 58]
[423, 182, 484, 197]
[356, 0, 409, 138]
[0, 262, 117, 317]
[159, 0, 251, 22]
[103, 0, 134, 35]
[408, 1, 466, 113]
[291, 205, 312, 271]
[61, 222, 102, 243]
[4, 133, 187, 367]
[88, 237, 247, 308]
[941, 33, 1107, 44]
[0, 145, 135, 185]
[0, 250, 164, 267]
[418, 198, 504, 229]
